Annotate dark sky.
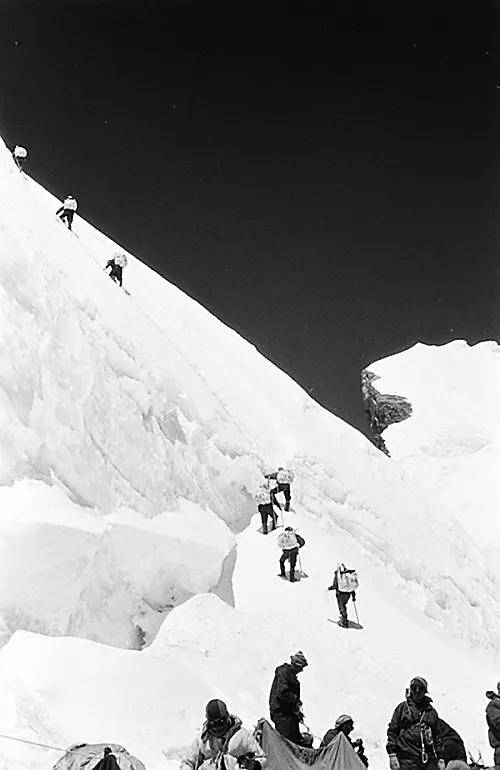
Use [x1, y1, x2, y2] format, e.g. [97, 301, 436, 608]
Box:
[1, 0, 499, 433]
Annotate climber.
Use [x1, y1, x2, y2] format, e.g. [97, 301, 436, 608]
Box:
[435, 718, 466, 764]
[327, 563, 358, 628]
[180, 698, 264, 769]
[104, 253, 128, 287]
[55, 195, 78, 230]
[12, 145, 27, 169]
[256, 481, 279, 535]
[269, 651, 308, 746]
[486, 683, 500, 767]
[386, 677, 445, 770]
[277, 526, 305, 582]
[265, 467, 294, 512]
[320, 714, 369, 767]
[92, 747, 121, 770]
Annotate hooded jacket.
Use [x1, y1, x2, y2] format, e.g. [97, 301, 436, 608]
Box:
[269, 663, 301, 719]
[386, 695, 443, 760]
[180, 715, 265, 769]
[486, 691, 500, 749]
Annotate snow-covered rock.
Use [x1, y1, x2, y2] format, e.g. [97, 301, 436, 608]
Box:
[367, 341, 500, 565]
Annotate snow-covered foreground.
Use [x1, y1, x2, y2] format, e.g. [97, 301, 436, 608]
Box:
[0, 510, 496, 770]
[367, 341, 500, 564]
[0, 135, 498, 769]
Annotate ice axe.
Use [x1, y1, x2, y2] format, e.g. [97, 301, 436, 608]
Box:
[353, 599, 360, 625]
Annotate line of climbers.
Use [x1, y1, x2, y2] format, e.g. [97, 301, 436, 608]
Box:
[255, 468, 359, 628]
[180, 660, 484, 770]
[10, 144, 129, 290]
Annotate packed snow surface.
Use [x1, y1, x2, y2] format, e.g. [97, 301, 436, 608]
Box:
[0, 138, 497, 768]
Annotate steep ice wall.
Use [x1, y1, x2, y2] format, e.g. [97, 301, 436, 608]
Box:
[367, 341, 500, 563]
[0, 479, 234, 648]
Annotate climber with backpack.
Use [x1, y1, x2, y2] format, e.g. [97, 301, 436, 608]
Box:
[104, 253, 128, 287]
[265, 467, 294, 512]
[179, 698, 264, 769]
[56, 195, 78, 230]
[386, 677, 445, 770]
[12, 145, 28, 170]
[277, 527, 305, 582]
[255, 480, 279, 535]
[328, 563, 359, 628]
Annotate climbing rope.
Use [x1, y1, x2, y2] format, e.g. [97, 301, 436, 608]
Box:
[0, 732, 65, 752]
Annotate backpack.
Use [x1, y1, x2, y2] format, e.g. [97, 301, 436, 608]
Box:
[277, 468, 294, 485]
[114, 254, 128, 268]
[337, 563, 359, 592]
[278, 530, 298, 550]
[255, 484, 270, 504]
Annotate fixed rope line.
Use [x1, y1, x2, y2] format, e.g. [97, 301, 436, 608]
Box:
[0, 732, 65, 752]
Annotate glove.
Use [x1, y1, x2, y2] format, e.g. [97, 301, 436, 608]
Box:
[437, 760, 445, 770]
[327, 586, 334, 591]
[352, 739, 363, 749]
[389, 754, 400, 770]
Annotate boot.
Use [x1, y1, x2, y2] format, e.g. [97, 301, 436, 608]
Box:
[284, 502, 290, 512]
[289, 570, 296, 582]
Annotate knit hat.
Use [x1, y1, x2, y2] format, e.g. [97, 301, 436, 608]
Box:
[290, 651, 308, 668]
[205, 699, 228, 722]
[410, 677, 428, 692]
[285, 526, 294, 532]
[335, 714, 354, 728]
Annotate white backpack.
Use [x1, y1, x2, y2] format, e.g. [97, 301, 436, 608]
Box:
[278, 530, 298, 550]
[255, 484, 270, 504]
[114, 253, 128, 268]
[14, 146, 27, 158]
[277, 468, 294, 485]
[337, 564, 359, 592]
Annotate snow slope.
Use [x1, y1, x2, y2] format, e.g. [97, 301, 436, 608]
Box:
[367, 341, 500, 562]
[0, 137, 498, 769]
[0, 138, 499, 652]
[0, 510, 496, 770]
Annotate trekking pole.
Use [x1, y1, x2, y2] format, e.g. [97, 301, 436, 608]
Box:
[298, 553, 303, 574]
[353, 599, 360, 625]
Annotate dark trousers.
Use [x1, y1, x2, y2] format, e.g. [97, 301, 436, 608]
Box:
[109, 267, 123, 286]
[259, 503, 277, 534]
[336, 591, 352, 625]
[271, 483, 291, 510]
[60, 209, 75, 230]
[494, 747, 500, 766]
[280, 547, 298, 579]
[272, 714, 303, 746]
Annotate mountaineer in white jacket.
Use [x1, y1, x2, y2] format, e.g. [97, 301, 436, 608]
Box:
[180, 699, 265, 770]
